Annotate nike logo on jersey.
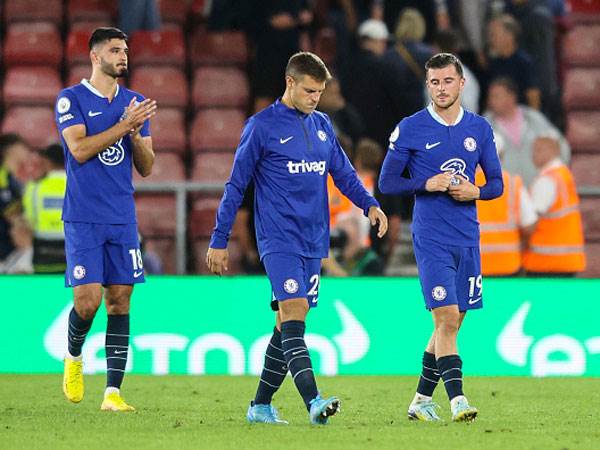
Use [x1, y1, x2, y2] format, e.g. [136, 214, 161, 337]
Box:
[280, 136, 294, 144]
[468, 296, 482, 305]
[425, 141, 441, 150]
[292, 350, 305, 356]
[88, 111, 102, 117]
[114, 349, 128, 354]
[133, 271, 143, 278]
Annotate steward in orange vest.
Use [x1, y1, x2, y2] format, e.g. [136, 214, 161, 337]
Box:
[524, 137, 586, 274]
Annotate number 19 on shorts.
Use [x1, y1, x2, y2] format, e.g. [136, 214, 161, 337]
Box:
[468, 274, 482, 304]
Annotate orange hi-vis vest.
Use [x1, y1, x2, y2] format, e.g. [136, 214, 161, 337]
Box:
[476, 169, 522, 275]
[523, 163, 586, 273]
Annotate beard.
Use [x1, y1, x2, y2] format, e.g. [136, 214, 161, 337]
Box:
[100, 59, 128, 78]
[433, 93, 459, 109]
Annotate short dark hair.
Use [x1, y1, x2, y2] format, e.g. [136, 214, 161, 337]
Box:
[0, 133, 26, 164]
[489, 77, 519, 96]
[494, 14, 521, 41]
[40, 143, 65, 167]
[425, 52, 464, 78]
[285, 52, 332, 82]
[88, 27, 128, 50]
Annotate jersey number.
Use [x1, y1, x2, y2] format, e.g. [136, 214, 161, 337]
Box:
[129, 249, 144, 270]
[468, 275, 482, 298]
[307, 274, 320, 296]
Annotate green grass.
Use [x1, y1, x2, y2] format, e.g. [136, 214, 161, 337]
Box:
[1, 375, 598, 450]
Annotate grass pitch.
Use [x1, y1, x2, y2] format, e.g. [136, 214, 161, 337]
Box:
[1, 375, 598, 450]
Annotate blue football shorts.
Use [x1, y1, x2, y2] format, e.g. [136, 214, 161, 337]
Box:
[262, 253, 321, 310]
[412, 234, 483, 312]
[64, 222, 145, 287]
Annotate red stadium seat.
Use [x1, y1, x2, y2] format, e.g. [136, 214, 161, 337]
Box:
[562, 25, 600, 67]
[129, 29, 186, 68]
[133, 152, 185, 184]
[572, 154, 600, 186]
[192, 67, 249, 109]
[160, 0, 190, 25]
[562, 68, 600, 110]
[68, 0, 116, 24]
[143, 237, 177, 274]
[70, 21, 113, 32]
[580, 198, 600, 243]
[4, 0, 63, 25]
[190, 109, 245, 152]
[190, 29, 248, 67]
[3, 67, 62, 107]
[313, 27, 337, 66]
[193, 238, 241, 274]
[135, 194, 177, 236]
[147, 108, 187, 154]
[129, 66, 189, 109]
[189, 197, 221, 238]
[67, 65, 90, 87]
[566, 112, 600, 152]
[3, 22, 63, 68]
[66, 30, 92, 66]
[190, 152, 234, 184]
[1, 106, 58, 149]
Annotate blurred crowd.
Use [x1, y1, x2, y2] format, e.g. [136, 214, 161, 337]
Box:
[0, 0, 588, 277]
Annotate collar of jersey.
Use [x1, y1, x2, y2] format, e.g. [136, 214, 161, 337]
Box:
[427, 103, 464, 126]
[274, 98, 310, 118]
[81, 78, 120, 99]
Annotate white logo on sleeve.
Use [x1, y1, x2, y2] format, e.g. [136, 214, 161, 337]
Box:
[73, 265, 86, 280]
[280, 136, 294, 144]
[425, 141, 441, 150]
[317, 130, 327, 141]
[287, 160, 327, 176]
[464, 137, 477, 152]
[283, 278, 299, 294]
[98, 138, 125, 166]
[88, 111, 103, 117]
[432, 286, 447, 301]
[389, 126, 399, 143]
[57, 97, 71, 114]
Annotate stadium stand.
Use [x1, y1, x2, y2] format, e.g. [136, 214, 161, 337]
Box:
[130, 66, 189, 109]
[66, 30, 92, 66]
[146, 107, 187, 154]
[1, 106, 57, 148]
[133, 152, 185, 184]
[191, 152, 234, 184]
[190, 29, 248, 67]
[192, 67, 249, 109]
[189, 109, 245, 153]
[67, 0, 116, 24]
[3, 66, 62, 107]
[3, 22, 63, 68]
[129, 29, 186, 68]
[4, 0, 64, 25]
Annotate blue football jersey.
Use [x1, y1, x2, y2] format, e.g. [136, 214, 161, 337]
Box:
[55, 79, 150, 224]
[210, 99, 379, 259]
[379, 105, 503, 247]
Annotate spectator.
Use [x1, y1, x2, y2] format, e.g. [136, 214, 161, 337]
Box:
[0, 217, 33, 274]
[22, 144, 67, 274]
[0, 134, 28, 261]
[484, 77, 570, 187]
[432, 29, 480, 112]
[325, 138, 385, 275]
[383, 0, 450, 44]
[523, 137, 586, 275]
[245, 0, 313, 113]
[486, 13, 541, 110]
[383, 8, 434, 123]
[343, 18, 391, 148]
[118, 0, 161, 35]
[139, 234, 163, 274]
[476, 133, 537, 276]
[318, 78, 365, 148]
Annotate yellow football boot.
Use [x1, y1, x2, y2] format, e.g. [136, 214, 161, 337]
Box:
[63, 357, 84, 403]
[100, 392, 136, 412]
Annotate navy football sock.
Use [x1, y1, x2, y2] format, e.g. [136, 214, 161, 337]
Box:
[416, 351, 440, 397]
[437, 354, 464, 400]
[281, 320, 318, 410]
[105, 314, 130, 389]
[67, 307, 93, 357]
[254, 327, 288, 405]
